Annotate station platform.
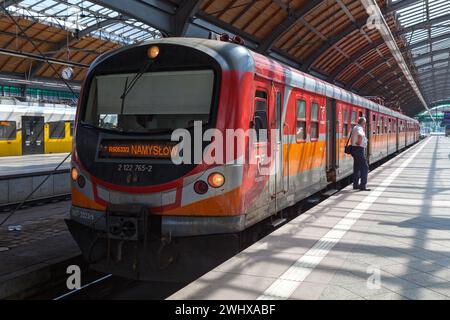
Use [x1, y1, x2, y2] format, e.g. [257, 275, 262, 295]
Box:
[0, 154, 71, 207]
[169, 136, 450, 300]
[0, 201, 79, 299]
[0, 154, 70, 178]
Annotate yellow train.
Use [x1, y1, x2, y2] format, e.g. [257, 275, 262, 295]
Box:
[0, 100, 76, 157]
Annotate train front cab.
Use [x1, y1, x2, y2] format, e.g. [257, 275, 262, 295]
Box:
[66, 41, 259, 281]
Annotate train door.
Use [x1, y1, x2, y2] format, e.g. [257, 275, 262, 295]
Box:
[269, 84, 285, 199]
[365, 108, 371, 161]
[326, 98, 337, 182]
[21, 116, 44, 155]
[395, 118, 399, 152]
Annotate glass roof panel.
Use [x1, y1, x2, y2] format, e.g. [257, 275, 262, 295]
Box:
[394, 0, 450, 104]
[6, 0, 161, 45]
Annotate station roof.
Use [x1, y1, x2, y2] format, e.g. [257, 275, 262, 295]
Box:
[1, 0, 448, 117]
[0, 0, 161, 86]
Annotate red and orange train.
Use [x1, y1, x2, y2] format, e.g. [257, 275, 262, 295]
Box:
[66, 38, 420, 280]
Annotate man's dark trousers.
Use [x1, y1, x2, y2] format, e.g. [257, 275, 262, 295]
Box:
[352, 146, 368, 189]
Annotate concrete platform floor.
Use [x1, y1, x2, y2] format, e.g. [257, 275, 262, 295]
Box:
[0, 153, 70, 177]
[169, 136, 450, 300]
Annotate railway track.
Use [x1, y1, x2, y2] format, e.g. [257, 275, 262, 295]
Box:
[0, 194, 71, 212]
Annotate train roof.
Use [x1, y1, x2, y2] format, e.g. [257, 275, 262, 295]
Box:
[136, 38, 417, 123]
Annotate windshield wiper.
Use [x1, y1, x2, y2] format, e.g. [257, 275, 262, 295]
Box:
[120, 60, 153, 106]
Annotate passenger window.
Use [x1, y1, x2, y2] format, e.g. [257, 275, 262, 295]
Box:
[311, 102, 319, 140]
[372, 114, 377, 135]
[253, 90, 268, 143]
[351, 110, 357, 124]
[49, 121, 66, 139]
[0, 121, 16, 140]
[296, 100, 307, 142]
[343, 108, 349, 137]
[377, 117, 381, 134]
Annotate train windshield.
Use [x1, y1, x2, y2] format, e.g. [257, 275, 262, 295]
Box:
[82, 69, 214, 133]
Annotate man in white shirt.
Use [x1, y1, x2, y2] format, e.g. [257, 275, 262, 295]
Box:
[351, 117, 370, 191]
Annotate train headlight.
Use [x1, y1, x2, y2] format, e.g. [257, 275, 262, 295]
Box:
[148, 46, 159, 59]
[207, 172, 225, 188]
[77, 175, 86, 189]
[194, 180, 208, 195]
[71, 167, 78, 181]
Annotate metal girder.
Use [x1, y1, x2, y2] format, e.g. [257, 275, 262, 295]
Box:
[399, 95, 421, 107]
[175, 0, 202, 36]
[421, 80, 450, 91]
[429, 99, 450, 107]
[399, 99, 423, 113]
[395, 94, 419, 110]
[29, 18, 120, 78]
[347, 56, 401, 90]
[416, 65, 450, 79]
[194, 11, 260, 46]
[1, 0, 23, 7]
[422, 91, 449, 102]
[90, 0, 201, 36]
[90, 0, 175, 34]
[301, 16, 369, 72]
[415, 57, 450, 70]
[257, 0, 324, 53]
[384, 80, 410, 95]
[423, 92, 450, 102]
[419, 72, 450, 84]
[381, 86, 414, 104]
[400, 101, 422, 115]
[364, 72, 406, 93]
[193, 11, 302, 70]
[0, 29, 56, 45]
[329, 37, 385, 81]
[409, 31, 450, 50]
[387, 0, 423, 13]
[399, 13, 450, 35]
[0, 71, 81, 92]
[0, 47, 89, 68]
[413, 47, 450, 62]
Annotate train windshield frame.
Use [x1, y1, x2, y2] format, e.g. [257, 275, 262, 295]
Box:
[82, 69, 215, 134]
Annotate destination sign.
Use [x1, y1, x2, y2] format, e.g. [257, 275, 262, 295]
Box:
[99, 140, 177, 159]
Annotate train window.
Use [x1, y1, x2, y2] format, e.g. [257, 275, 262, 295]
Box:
[343, 108, 349, 137]
[372, 114, 376, 135]
[0, 121, 16, 140]
[255, 91, 267, 99]
[351, 111, 357, 124]
[311, 102, 319, 140]
[253, 91, 268, 142]
[377, 117, 381, 134]
[296, 100, 307, 141]
[388, 118, 392, 133]
[85, 70, 214, 132]
[49, 121, 66, 139]
[359, 111, 363, 118]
